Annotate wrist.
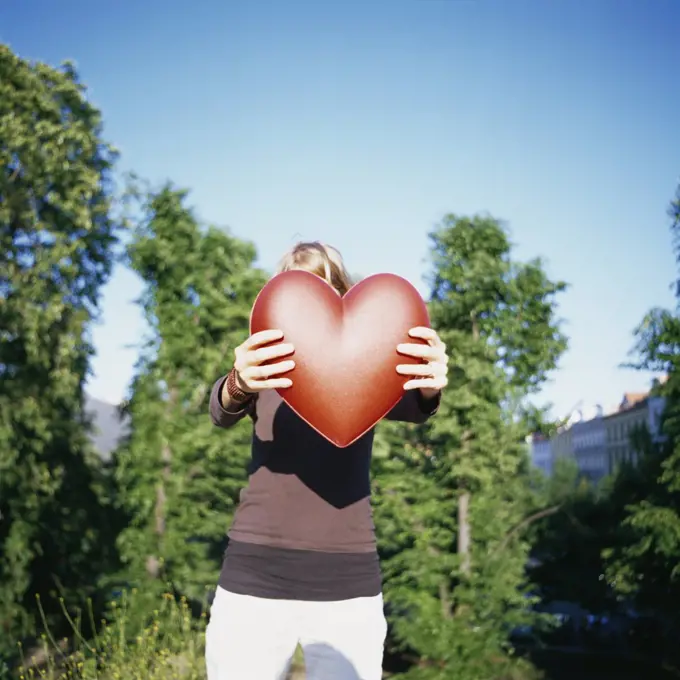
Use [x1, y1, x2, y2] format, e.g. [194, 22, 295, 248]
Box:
[418, 387, 441, 401]
[226, 368, 254, 404]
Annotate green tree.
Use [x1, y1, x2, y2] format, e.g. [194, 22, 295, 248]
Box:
[603, 183, 680, 663]
[0, 46, 120, 656]
[373, 214, 567, 679]
[529, 469, 616, 617]
[113, 184, 266, 609]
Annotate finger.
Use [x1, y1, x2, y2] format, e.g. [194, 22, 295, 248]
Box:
[408, 326, 436, 342]
[247, 360, 295, 379]
[244, 329, 284, 350]
[397, 343, 441, 361]
[250, 343, 295, 365]
[403, 376, 448, 391]
[258, 377, 293, 390]
[409, 326, 445, 349]
[396, 363, 445, 377]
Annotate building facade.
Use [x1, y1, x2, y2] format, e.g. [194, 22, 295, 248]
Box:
[570, 406, 607, 482]
[604, 392, 666, 473]
[530, 434, 553, 476]
[552, 417, 575, 462]
[529, 383, 666, 480]
[647, 394, 666, 444]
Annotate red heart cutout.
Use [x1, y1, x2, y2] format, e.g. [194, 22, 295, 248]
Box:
[249, 270, 430, 447]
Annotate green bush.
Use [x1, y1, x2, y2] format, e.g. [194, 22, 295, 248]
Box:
[15, 590, 206, 680]
[11, 590, 307, 680]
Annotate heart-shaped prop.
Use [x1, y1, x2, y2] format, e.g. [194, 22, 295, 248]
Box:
[249, 270, 430, 447]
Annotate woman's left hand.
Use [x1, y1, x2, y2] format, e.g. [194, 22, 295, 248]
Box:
[396, 326, 449, 399]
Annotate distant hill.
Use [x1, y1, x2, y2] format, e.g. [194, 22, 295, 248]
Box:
[84, 394, 129, 461]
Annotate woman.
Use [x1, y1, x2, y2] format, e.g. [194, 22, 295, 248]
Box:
[206, 242, 449, 680]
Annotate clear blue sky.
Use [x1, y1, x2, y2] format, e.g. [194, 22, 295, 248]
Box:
[2, 0, 678, 418]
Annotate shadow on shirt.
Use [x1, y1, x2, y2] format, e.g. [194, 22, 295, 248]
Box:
[248, 390, 374, 509]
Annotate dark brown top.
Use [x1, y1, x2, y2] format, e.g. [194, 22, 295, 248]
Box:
[210, 376, 440, 601]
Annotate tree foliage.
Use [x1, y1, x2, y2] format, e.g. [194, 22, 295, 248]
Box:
[374, 214, 567, 679]
[601, 183, 680, 662]
[0, 45, 120, 656]
[112, 184, 266, 608]
[527, 184, 680, 669]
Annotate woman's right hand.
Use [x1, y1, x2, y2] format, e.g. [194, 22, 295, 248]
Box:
[233, 329, 295, 393]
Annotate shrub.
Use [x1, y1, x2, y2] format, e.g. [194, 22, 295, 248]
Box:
[15, 591, 206, 680]
[11, 590, 307, 680]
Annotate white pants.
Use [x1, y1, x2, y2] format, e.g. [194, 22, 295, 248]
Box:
[205, 587, 387, 680]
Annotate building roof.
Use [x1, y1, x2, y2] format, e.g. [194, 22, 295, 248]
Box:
[620, 392, 648, 410]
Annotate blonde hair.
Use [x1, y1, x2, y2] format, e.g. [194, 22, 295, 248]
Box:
[276, 241, 353, 295]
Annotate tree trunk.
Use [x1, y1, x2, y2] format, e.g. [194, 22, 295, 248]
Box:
[457, 311, 479, 577]
[458, 491, 471, 575]
[148, 434, 172, 578]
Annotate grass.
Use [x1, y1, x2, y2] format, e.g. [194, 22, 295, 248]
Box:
[11, 589, 307, 680]
[15, 590, 207, 680]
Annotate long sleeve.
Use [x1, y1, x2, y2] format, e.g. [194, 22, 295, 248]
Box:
[209, 374, 257, 429]
[384, 389, 441, 424]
